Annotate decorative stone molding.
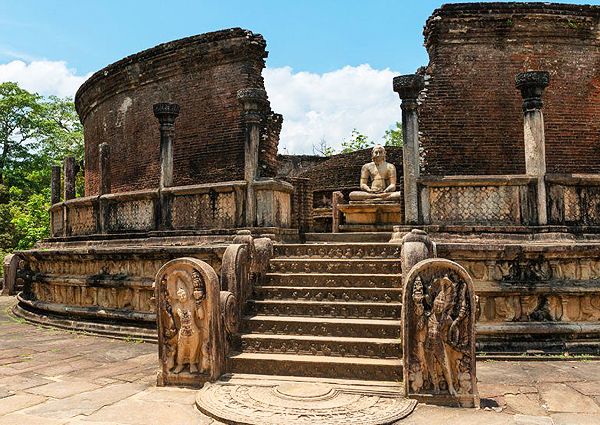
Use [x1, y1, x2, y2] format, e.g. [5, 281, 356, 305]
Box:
[403, 258, 479, 407]
[152, 103, 181, 126]
[155, 257, 225, 386]
[220, 243, 250, 320]
[515, 71, 550, 111]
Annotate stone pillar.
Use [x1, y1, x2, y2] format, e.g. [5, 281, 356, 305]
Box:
[98, 143, 111, 195]
[63, 156, 76, 200]
[153, 103, 180, 230]
[393, 74, 425, 225]
[153, 103, 180, 190]
[516, 71, 550, 225]
[237, 88, 267, 227]
[51, 165, 61, 205]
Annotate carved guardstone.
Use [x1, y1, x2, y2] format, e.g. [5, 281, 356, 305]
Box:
[403, 258, 479, 407]
[155, 257, 225, 387]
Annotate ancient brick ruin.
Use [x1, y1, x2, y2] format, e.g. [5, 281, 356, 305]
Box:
[2, 3, 600, 415]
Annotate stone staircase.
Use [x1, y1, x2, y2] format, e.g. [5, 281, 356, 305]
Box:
[229, 242, 404, 381]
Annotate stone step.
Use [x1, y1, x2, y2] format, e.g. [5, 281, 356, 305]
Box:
[247, 300, 401, 319]
[236, 334, 402, 359]
[274, 243, 400, 259]
[253, 286, 402, 303]
[243, 316, 401, 339]
[304, 232, 393, 243]
[264, 272, 401, 288]
[268, 258, 401, 274]
[228, 352, 403, 381]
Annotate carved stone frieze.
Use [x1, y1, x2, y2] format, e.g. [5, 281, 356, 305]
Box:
[249, 300, 401, 319]
[269, 259, 400, 274]
[245, 319, 400, 339]
[240, 336, 401, 359]
[274, 244, 400, 259]
[403, 258, 478, 407]
[155, 257, 224, 386]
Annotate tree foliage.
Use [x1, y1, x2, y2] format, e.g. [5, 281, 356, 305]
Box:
[0, 82, 83, 268]
[313, 122, 403, 157]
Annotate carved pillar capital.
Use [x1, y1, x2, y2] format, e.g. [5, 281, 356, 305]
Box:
[153, 103, 180, 128]
[393, 74, 424, 106]
[237, 88, 267, 124]
[515, 71, 550, 111]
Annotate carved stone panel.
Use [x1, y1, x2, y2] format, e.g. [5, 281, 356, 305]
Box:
[403, 258, 479, 407]
[155, 257, 224, 387]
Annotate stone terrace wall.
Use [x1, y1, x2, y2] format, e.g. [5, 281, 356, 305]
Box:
[420, 2, 599, 176]
[277, 154, 329, 178]
[76, 28, 280, 195]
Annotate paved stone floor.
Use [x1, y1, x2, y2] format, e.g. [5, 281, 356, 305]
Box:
[1, 295, 599, 425]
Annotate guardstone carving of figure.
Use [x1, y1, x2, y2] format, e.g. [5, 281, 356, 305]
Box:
[403, 258, 478, 407]
[154, 257, 224, 387]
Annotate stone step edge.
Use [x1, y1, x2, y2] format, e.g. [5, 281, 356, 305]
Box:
[270, 258, 401, 263]
[239, 333, 401, 345]
[255, 286, 402, 291]
[243, 315, 402, 325]
[229, 352, 403, 366]
[265, 272, 402, 278]
[248, 300, 402, 307]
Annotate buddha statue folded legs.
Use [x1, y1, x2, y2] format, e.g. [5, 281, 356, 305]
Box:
[348, 144, 401, 202]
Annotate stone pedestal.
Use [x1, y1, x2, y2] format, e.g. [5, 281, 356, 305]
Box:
[338, 203, 402, 226]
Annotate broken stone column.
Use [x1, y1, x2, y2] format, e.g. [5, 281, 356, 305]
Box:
[98, 143, 111, 195]
[63, 156, 76, 200]
[51, 165, 61, 205]
[516, 71, 550, 225]
[153, 103, 180, 229]
[237, 88, 267, 227]
[393, 74, 425, 225]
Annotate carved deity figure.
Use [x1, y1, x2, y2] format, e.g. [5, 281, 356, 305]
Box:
[162, 270, 209, 374]
[349, 145, 401, 201]
[412, 274, 470, 396]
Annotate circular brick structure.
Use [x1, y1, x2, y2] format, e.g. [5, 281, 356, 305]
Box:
[75, 28, 281, 196]
[419, 2, 600, 176]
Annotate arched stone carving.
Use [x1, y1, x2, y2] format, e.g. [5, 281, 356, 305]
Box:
[155, 257, 224, 386]
[403, 258, 479, 407]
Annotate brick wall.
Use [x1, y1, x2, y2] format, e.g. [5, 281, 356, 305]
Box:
[420, 3, 600, 176]
[76, 28, 280, 195]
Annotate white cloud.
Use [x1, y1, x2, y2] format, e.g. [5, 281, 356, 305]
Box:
[0, 59, 402, 154]
[264, 64, 401, 155]
[0, 60, 90, 98]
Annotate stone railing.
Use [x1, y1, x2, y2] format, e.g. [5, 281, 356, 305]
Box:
[547, 174, 600, 227]
[50, 179, 293, 238]
[419, 175, 538, 226]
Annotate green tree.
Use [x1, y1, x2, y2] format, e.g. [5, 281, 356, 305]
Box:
[341, 129, 372, 153]
[0, 82, 83, 265]
[383, 121, 403, 148]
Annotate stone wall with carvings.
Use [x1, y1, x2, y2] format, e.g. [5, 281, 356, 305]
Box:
[420, 3, 599, 176]
[16, 246, 225, 326]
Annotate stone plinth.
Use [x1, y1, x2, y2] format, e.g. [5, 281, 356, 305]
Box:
[337, 202, 402, 230]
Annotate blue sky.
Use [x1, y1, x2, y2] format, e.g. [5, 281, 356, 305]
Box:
[0, 0, 598, 153]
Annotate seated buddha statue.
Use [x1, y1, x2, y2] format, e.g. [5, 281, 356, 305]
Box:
[349, 144, 401, 202]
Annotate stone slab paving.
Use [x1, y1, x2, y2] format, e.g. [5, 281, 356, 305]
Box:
[1, 295, 600, 424]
